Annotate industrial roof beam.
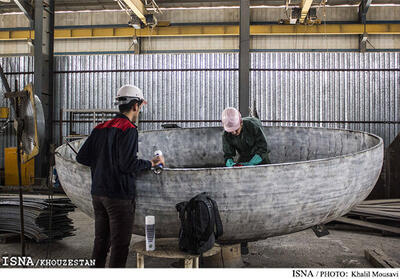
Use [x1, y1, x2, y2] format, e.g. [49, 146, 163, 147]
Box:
[121, 0, 147, 24]
[239, 0, 250, 117]
[1, 24, 400, 40]
[13, 0, 34, 24]
[299, 0, 313, 24]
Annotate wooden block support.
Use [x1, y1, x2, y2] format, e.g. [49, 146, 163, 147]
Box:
[365, 249, 400, 268]
[136, 253, 144, 268]
[193, 257, 199, 268]
[202, 243, 244, 268]
[184, 258, 193, 268]
[132, 238, 220, 268]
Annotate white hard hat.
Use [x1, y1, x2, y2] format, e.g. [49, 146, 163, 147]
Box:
[114, 85, 147, 106]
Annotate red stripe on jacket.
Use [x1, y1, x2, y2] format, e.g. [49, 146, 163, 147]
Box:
[95, 118, 136, 132]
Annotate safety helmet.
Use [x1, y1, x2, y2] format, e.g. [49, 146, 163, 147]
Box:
[222, 107, 242, 132]
[114, 85, 147, 106]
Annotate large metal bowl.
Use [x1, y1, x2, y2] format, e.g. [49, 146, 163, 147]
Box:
[55, 126, 383, 243]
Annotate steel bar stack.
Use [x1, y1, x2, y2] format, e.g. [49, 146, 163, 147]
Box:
[0, 196, 76, 242]
[330, 199, 400, 235]
[349, 199, 400, 222]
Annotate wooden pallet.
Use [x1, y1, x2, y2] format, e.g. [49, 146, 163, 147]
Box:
[365, 249, 400, 268]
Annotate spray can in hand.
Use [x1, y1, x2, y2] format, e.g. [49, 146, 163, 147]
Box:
[153, 150, 163, 175]
[145, 216, 155, 251]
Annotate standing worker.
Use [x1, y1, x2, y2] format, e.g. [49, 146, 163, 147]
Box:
[221, 107, 270, 167]
[76, 85, 164, 268]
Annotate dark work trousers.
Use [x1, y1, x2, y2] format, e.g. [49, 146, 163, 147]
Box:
[91, 195, 135, 268]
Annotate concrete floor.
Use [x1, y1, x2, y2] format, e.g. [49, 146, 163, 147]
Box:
[1, 207, 400, 268]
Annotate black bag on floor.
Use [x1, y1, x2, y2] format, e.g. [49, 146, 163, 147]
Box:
[175, 192, 223, 254]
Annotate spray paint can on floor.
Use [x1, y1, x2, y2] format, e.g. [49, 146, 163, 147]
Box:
[145, 216, 155, 251]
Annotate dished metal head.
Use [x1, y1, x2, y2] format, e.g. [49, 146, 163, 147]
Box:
[16, 84, 45, 162]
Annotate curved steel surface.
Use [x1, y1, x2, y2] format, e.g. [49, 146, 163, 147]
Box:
[55, 126, 383, 243]
[19, 92, 45, 156]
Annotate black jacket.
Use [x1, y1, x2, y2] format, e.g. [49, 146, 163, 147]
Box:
[76, 114, 152, 200]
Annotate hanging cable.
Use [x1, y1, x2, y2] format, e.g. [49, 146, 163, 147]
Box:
[0, 119, 11, 134]
[46, 164, 54, 258]
[115, 0, 133, 17]
[284, 0, 290, 20]
[321, 0, 328, 52]
[366, 39, 376, 49]
[145, 0, 162, 14]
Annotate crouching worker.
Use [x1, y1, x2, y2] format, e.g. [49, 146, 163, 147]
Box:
[221, 107, 270, 255]
[76, 85, 164, 268]
[221, 107, 270, 167]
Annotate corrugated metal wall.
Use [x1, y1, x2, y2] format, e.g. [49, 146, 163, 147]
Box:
[53, 53, 239, 144]
[250, 52, 400, 147]
[0, 52, 399, 169]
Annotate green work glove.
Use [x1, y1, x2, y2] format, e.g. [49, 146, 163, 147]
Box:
[226, 159, 235, 167]
[242, 154, 263, 166]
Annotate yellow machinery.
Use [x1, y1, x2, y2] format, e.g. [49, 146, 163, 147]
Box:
[2, 83, 44, 186]
[5, 147, 35, 186]
[0, 107, 9, 118]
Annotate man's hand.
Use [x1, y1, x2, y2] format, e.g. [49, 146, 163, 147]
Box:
[151, 155, 165, 167]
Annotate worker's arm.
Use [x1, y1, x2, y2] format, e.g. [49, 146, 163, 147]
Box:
[241, 154, 263, 166]
[117, 128, 152, 174]
[76, 135, 93, 166]
[222, 133, 236, 165]
[250, 123, 270, 162]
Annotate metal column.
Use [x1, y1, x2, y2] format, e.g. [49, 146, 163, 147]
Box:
[34, 0, 54, 178]
[239, 0, 250, 116]
[359, 0, 372, 52]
